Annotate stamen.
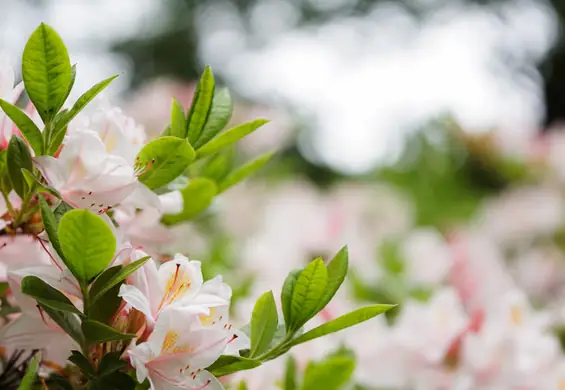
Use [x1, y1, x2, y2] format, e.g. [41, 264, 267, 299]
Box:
[36, 237, 63, 272]
[135, 159, 155, 177]
[36, 304, 49, 326]
[227, 334, 239, 344]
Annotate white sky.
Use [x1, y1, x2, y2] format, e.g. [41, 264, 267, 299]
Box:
[0, 0, 559, 173]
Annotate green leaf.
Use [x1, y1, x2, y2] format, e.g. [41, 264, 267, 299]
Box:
[162, 178, 217, 225]
[249, 291, 279, 358]
[200, 148, 234, 182]
[82, 320, 136, 345]
[7, 135, 33, 198]
[218, 152, 274, 193]
[22, 168, 60, 198]
[195, 119, 269, 160]
[0, 99, 44, 155]
[50, 74, 119, 154]
[301, 356, 355, 390]
[89, 371, 137, 390]
[58, 209, 117, 286]
[98, 352, 127, 375]
[41, 304, 85, 346]
[284, 355, 297, 390]
[60, 64, 77, 110]
[160, 125, 172, 137]
[88, 266, 123, 323]
[136, 136, 195, 190]
[194, 87, 233, 149]
[169, 98, 186, 138]
[90, 256, 151, 305]
[290, 259, 328, 331]
[207, 355, 261, 377]
[38, 195, 66, 262]
[281, 269, 301, 332]
[21, 275, 81, 315]
[53, 200, 73, 222]
[0, 281, 9, 296]
[22, 23, 72, 122]
[187, 66, 215, 144]
[290, 305, 395, 347]
[68, 350, 95, 376]
[317, 246, 348, 312]
[17, 352, 41, 390]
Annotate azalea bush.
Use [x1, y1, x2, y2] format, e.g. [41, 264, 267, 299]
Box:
[0, 24, 392, 390]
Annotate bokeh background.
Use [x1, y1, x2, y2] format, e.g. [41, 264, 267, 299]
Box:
[6, 0, 565, 389]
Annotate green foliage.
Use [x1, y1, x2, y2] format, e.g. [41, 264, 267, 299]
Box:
[170, 98, 187, 138]
[40, 304, 85, 346]
[136, 136, 195, 189]
[218, 152, 274, 193]
[0, 100, 43, 155]
[22, 23, 71, 123]
[300, 354, 355, 390]
[39, 196, 66, 260]
[81, 320, 136, 345]
[89, 256, 150, 304]
[49, 74, 118, 154]
[250, 291, 279, 358]
[7, 136, 33, 198]
[317, 246, 349, 311]
[58, 209, 117, 286]
[207, 248, 391, 379]
[281, 270, 301, 330]
[88, 267, 124, 323]
[290, 258, 328, 331]
[194, 87, 233, 149]
[290, 305, 395, 347]
[20, 275, 81, 315]
[16, 352, 41, 390]
[187, 66, 215, 145]
[284, 356, 298, 390]
[207, 355, 262, 377]
[195, 119, 269, 159]
[162, 178, 217, 225]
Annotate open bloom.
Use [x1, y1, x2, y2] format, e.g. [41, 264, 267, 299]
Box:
[0, 264, 81, 368]
[119, 254, 228, 328]
[72, 105, 146, 165]
[35, 128, 157, 213]
[129, 308, 226, 390]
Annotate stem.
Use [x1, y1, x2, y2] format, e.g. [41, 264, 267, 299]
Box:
[81, 285, 90, 319]
[0, 190, 15, 219]
[256, 333, 295, 362]
[14, 182, 37, 227]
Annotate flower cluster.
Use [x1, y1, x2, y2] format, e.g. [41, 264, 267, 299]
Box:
[0, 24, 387, 390]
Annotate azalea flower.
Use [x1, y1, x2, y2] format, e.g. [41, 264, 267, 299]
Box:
[119, 254, 227, 328]
[35, 128, 157, 213]
[0, 264, 81, 368]
[129, 308, 226, 390]
[72, 105, 146, 165]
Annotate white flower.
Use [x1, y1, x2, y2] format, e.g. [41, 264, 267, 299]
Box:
[35, 128, 157, 213]
[72, 105, 146, 165]
[129, 308, 226, 390]
[119, 254, 226, 328]
[0, 264, 81, 368]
